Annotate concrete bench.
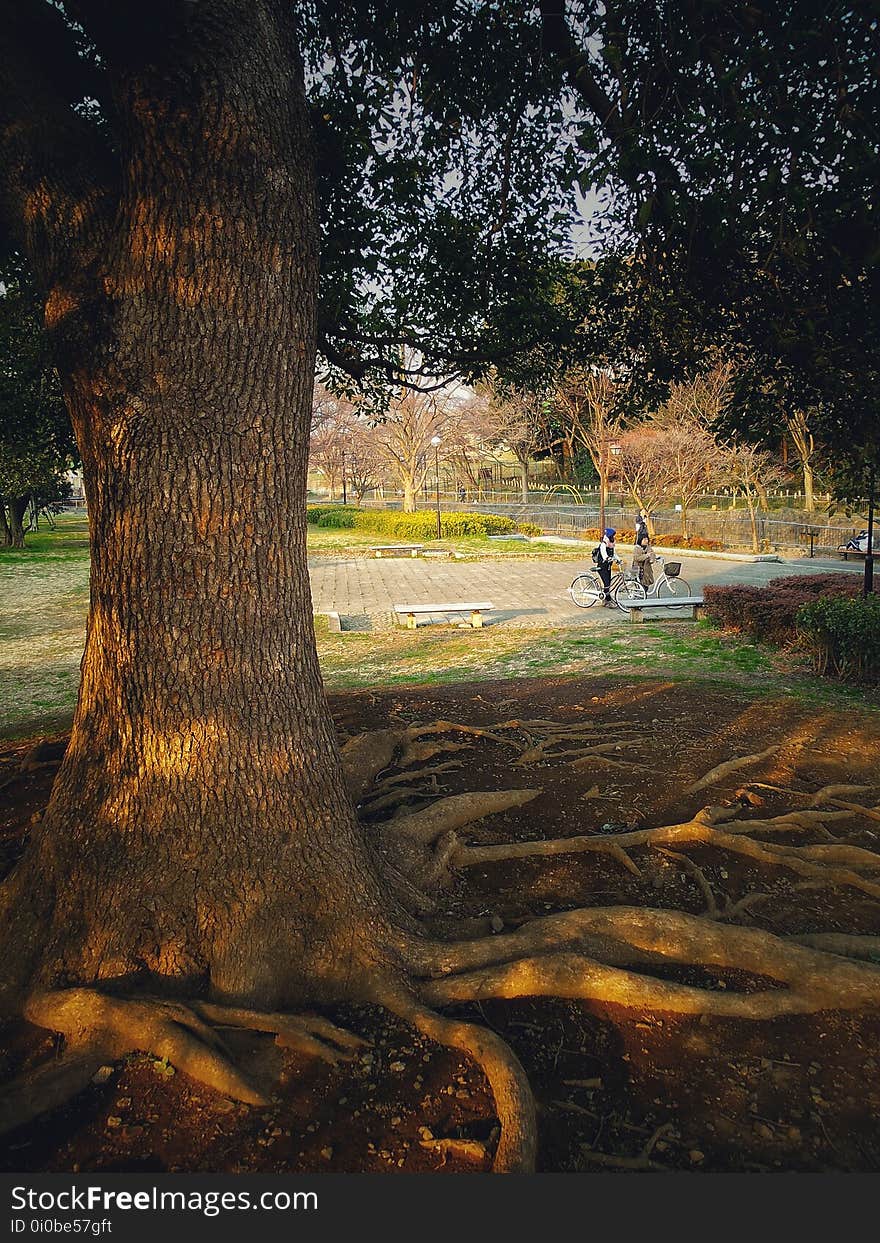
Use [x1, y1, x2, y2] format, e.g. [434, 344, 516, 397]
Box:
[371, 544, 424, 558]
[394, 601, 494, 629]
[625, 595, 704, 623]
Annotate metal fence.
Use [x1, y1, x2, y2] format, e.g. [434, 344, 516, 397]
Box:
[360, 490, 865, 556]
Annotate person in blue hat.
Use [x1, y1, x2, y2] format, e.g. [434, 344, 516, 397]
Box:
[595, 528, 616, 605]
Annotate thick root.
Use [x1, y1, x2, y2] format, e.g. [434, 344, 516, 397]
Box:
[379, 987, 537, 1174]
[191, 1003, 368, 1064]
[785, 933, 880, 962]
[409, 906, 880, 1017]
[386, 789, 541, 847]
[340, 728, 406, 803]
[451, 812, 880, 901]
[23, 990, 272, 1106]
[684, 746, 779, 795]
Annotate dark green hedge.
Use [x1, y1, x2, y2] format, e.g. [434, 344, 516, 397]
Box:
[702, 574, 860, 645]
[797, 594, 880, 683]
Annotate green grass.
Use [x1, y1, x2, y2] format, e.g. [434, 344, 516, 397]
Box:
[0, 511, 90, 563]
[2, 512, 877, 740]
[314, 617, 880, 711]
[305, 527, 588, 560]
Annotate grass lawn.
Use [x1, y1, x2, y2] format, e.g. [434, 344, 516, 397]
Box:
[2, 511, 877, 739]
[304, 526, 589, 559]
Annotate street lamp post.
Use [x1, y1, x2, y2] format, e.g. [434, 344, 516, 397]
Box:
[865, 462, 875, 597]
[430, 435, 442, 539]
[341, 446, 347, 505]
[599, 440, 621, 535]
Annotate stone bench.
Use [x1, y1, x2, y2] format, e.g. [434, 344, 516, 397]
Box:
[394, 602, 494, 629]
[371, 544, 424, 558]
[624, 595, 705, 623]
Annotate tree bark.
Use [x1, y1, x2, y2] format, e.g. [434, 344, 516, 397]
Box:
[518, 458, 529, 505]
[746, 493, 759, 553]
[786, 412, 815, 513]
[8, 496, 28, 548]
[0, 1, 405, 1014]
[0, 504, 9, 547]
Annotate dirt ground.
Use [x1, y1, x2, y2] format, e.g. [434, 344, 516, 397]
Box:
[2, 674, 880, 1174]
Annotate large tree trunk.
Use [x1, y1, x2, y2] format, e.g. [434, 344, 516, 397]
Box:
[786, 412, 816, 513]
[802, 459, 815, 513]
[0, 2, 403, 1014]
[8, 495, 28, 548]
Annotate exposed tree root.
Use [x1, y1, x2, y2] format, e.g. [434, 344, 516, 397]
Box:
[23, 991, 269, 1106]
[381, 989, 537, 1174]
[191, 1003, 368, 1063]
[684, 745, 779, 795]
[397, 740, 473, 768]
[580, 1122, 674, 1171]
[2, 992, 372, 1141]
[449, 811, 880, 901]
[809, 784, 875, 807]
[365, 761, 464, 803]
[385, 790, 541, 847]
[12, 713, 880, 1175]
[784, 933, 880, 962]
[413, 906, 880, 1017]
[340, 728, 406, 803]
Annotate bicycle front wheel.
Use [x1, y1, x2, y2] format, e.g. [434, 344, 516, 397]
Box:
[614, 576, 647, 610]
[569, 573, 603, 608]
[657, 576, 691, 602]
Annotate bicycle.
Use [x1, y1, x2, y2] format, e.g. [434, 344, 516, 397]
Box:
[568, 559, 641, 611]
[624, 555, 692, 604]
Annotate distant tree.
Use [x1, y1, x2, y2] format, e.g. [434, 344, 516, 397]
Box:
[0, 261, 76, 546]
[785, 409, 819, 514]
[615, 423, 677, 533]
[554, 368, 627, 511]
[654, 364, 734, 539]
[722, 443, 785, 553]
[479, 378, 557, 505]
[374, 386, 452, 513]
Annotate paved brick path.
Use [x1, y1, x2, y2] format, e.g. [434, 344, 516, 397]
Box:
[308, 554, 859, 631]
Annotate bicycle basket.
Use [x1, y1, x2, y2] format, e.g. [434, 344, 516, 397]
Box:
[664, 561, 681, 577]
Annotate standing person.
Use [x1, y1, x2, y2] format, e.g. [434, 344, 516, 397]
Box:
[595, 527, 617, 606]
[632, 534, 657, 590]
[635, 509, 650, 546]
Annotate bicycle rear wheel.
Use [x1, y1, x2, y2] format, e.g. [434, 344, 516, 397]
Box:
[657, 576, 691, 604]
[614, 576, 647, 610]
[569, 573, 603, 608]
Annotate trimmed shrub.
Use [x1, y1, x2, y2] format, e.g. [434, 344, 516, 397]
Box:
[797, 594, 880, 683]
[306, 505, 519, 538]
[516, 521, 543, 537]
[306, 504, 357, 524]
[355, 509, 517, 538]
[703, 573, 861, 645]
[316, 508, 357, 528]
